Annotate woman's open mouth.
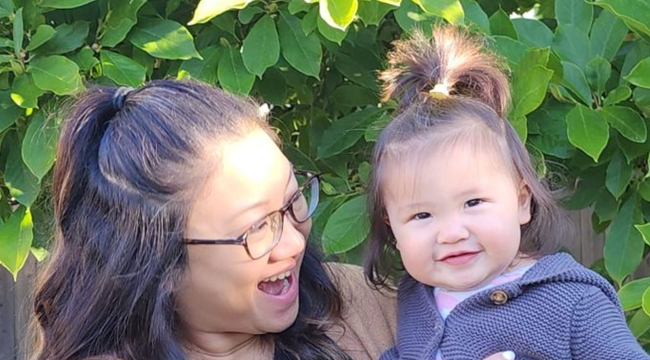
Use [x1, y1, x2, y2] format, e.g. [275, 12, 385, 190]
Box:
[258, 270, 292, 296]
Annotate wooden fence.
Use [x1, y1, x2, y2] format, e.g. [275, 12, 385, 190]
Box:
[0, 209, 627, 360]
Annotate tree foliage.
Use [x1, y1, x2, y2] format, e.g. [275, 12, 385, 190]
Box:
[1, 0, 650, 346]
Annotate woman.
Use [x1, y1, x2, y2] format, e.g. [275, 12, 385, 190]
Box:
[31, 80, 515, 360]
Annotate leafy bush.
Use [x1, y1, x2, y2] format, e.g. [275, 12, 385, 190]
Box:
[1, 0, 650, 347]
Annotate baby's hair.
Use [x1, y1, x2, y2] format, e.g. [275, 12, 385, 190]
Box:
[365, 25, 570, 287]
[380, 26, 509, 117]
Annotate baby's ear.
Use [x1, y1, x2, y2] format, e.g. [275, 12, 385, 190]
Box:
[518, 182, 532, 225]
[383, 213, 391, 226]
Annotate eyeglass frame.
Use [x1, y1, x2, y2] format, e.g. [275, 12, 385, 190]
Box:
[183, 169, 321, 260]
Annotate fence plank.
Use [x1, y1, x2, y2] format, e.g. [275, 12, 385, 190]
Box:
[0, 265, 17, 360]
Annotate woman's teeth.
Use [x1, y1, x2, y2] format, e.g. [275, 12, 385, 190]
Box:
[262, 270, 291, 282]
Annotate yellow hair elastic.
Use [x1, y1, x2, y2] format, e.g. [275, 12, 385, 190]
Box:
[429, 83, 450, 98]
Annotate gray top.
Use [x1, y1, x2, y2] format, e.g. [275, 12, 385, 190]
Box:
[382, 253, 649, 360]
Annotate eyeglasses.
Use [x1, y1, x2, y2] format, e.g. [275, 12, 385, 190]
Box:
[183, 170, 321, 260]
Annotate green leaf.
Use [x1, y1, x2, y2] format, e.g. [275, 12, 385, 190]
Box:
[602, 106, 647, 143]
[643, 287, 650, 318]
[357, 0, 395, 26]
[511, 65, 553, 118]
[528, 105, 575, 159]
[460, 0, 489, 34]
[241, 15, 280, 78]
[70, 46, 99, 72]
[489, 8, 516, 38]
[188, 0, 253, 25]
[393, 0, 434, 31]
[322, 195, 369, 254]
[510, 115, 527, 143]
[22, 112, 59, 180]
[0, 92, 21, 132]
[604, 85, 632, 106]
[179, 45, 221, 84]
[5, 137, 40, 207]
[604, 196, 644, 285]
[278, 10, 322, 79]
[10, 73, 44, 109]
[13, 8, 22, 58]
[317, 107, 381, 159]
[256, 67, 287, 105]
[637, 224, 650, 246]
[317, 15, 348, 44]
[566, 103, 608, 162]
[238, 5, 264, 24]
[618, 133, 650, 165]
[629, 309, 650, 338]
[40, 0, 95, 9]
[605, 152, 632, 198]
[29, 55, 83, 95]
[590, 9, 628, 61]
[0, 206, 33, 281]
[556, 0, 593, 34]
[289, 0, 312, 14]
[585, 57, 611, 94]
[129, 19, 201, 60]
[319, 0, 358, 31]
[330, 84, 378, 112]
[335, 52, 379, 90]
[594, 188, 618, 221]
[26, 25, 55, 51]
[100, 50, 146, 87]
[512, 19, 553, 47]
[365, 111, 391, 142]
[625, 56, 650, 89]
[553, 24, 590, 70]
[491, 36, 527, 68]
[561, 61, 593, 105]
[415, 0, 464, 25]
[302, 7, 319, 35]
[590, 0, 650, 39]
[36, 21, 89, 56]
[379, 0, 400, 5]
[218, 46, 255, 96]
[619, 277, 650, 310]
[100, 0, 147, 47]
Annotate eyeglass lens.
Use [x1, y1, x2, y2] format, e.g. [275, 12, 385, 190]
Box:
[246, 174, 319, 259]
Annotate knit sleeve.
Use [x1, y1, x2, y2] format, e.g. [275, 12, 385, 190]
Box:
[570, 286, 649, 359]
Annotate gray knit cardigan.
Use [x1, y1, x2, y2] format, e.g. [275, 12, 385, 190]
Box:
[381, 253, 649, 360]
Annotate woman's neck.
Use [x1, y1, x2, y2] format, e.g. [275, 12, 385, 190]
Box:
[182, 331, 272, 360]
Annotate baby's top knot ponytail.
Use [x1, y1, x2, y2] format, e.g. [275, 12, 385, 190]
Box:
[112, 86, 135, 111]
[380, 25, 511, 117]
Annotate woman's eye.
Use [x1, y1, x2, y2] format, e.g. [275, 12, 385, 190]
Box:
[465, 199, 483, 208]
[412, 212, 431, 220]
[249, 219, 269, 234]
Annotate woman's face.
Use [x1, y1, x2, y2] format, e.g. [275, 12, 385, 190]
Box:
[176, 128, 309, 340]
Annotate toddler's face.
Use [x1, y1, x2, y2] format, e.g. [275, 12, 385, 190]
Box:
[383, 143, 532, 291]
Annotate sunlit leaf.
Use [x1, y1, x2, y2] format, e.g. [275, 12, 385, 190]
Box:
[188, 0, 253, 25]
[0, 206, 33, 281]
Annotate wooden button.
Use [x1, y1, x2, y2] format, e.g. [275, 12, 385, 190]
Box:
[490, 290, 508, 305]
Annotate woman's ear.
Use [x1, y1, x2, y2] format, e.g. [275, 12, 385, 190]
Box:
[518, 182, 532, 225]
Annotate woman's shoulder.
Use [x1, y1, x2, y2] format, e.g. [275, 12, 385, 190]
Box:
[324, 262, 397, 360]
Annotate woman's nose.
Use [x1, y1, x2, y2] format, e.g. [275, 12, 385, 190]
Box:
[269, 216, 306, 261]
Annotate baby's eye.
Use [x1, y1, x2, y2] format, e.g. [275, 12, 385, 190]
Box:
[412, 212, 432, 220]
[465, 199, 483, 208]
